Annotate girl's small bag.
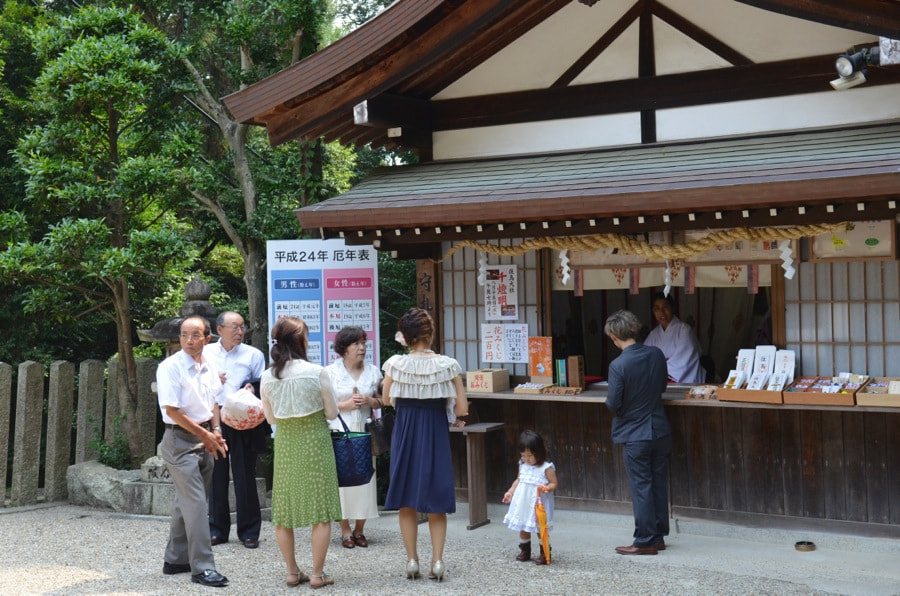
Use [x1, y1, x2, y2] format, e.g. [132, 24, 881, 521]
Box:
[331, 414, 374, 487]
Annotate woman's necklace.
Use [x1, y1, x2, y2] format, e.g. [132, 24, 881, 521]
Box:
[410, 348, 434, 354]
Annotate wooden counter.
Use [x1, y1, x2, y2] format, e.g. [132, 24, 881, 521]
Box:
[465, 386, 900, 414]
[453, 386, 900, 536]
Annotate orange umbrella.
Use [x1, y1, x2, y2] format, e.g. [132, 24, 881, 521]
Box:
[534, 486, 551, 564]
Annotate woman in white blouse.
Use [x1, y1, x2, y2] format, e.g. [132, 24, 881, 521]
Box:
[325, 326, 383, 549]
[261, 317, 341, 589]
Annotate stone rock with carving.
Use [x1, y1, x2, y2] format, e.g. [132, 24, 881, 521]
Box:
[67, 461, 141, 512]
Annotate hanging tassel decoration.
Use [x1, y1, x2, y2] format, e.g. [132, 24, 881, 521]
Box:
[779, 240, 796, 279]
[664, 259, 673, 297]
[559, 250, 571, 285]
[477, 253, 487, 286]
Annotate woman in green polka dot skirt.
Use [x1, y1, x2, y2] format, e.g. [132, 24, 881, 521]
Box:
[261, 316, 342, 589]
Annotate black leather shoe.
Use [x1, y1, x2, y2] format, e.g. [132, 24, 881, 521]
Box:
[210, 536, 228, 546]
[163, 562, 191, 575]
[192, 570, 229, 587]
[242, 538, 259, 549]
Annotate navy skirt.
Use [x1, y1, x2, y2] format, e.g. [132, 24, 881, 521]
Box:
[384, 398, 456, 513]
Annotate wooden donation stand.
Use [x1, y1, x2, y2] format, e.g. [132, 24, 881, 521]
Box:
[449, 422, 505, 529]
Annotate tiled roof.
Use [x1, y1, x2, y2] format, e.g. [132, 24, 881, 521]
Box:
[297, 123, 900, 244]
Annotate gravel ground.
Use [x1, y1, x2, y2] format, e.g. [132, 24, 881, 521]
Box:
[1, 502, 898, 595]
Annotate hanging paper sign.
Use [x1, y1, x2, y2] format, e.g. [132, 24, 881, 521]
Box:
[809, 220, 895, 261]
[481, 324, 528, 363]
[484, 264, 519, 320]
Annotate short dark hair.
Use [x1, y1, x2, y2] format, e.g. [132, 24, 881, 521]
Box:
[181, 316, 210, 336]
[652, 291, 675, 309]
[518, 430, 547, 466]
[333, 326, 366, 356]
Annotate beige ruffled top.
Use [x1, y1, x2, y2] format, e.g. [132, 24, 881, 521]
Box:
[382, 352, 463, 422]
[260, 359, 338, 421]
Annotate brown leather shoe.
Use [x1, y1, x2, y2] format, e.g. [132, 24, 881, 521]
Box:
[353, 533, 368, 548]
[654, 540, 666, 551]
[341, 535, 355, 549]
[615, 544, 658, 555]
[242, 538, 259, 549]
[210, 536, 227, 546]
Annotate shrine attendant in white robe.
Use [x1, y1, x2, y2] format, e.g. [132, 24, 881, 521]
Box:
[644, 292, 705, 384]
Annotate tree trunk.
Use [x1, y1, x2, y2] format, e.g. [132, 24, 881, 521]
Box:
[245, 238, 268, 354]
[112, 277, 144, 467]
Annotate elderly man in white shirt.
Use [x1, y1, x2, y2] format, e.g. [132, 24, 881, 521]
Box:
[203, 311, 267, 549]
[643, 292, 705, 384]
[157, 316, 229, 587]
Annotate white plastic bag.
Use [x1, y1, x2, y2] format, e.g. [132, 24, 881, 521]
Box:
[220, 388, 266, 430]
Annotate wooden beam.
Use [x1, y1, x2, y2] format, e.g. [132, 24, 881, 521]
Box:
[734, 0, 900, 38]
[353, 93, 433, 130]
[639, 3, 656, 143]
[651, 0, 752, 66]
[260, 0, 529, 146]
[553, 1, 642, 88]
[432, 55, 900, 130]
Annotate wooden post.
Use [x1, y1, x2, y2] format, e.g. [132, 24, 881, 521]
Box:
[11, 361, 43, 505]
[45, 361, 75, 502]
[416, 258, 441, 348]
[0, 362, 11, 502]
[75, 360, 106, 463]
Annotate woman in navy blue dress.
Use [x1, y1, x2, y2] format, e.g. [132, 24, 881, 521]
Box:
[382, 308, 468, 582]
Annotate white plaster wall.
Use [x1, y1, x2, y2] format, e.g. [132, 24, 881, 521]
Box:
[657, 84, 900, 142]
[430, 0, 890, 161]
[433, 83, 900, 160]
[433, 112, 640, 160]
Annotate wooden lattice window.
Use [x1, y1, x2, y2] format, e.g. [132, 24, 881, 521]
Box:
[439, 241, 543, 375]
[784, 260, 900, 377]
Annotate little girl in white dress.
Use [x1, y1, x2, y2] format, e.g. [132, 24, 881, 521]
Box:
[502, 430, 559, 564]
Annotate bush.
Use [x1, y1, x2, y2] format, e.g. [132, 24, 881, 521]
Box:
[91, 417, 132, 470]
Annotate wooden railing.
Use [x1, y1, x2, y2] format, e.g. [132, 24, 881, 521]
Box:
[1, 358, 160, 507]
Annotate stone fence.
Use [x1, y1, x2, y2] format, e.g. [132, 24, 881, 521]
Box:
[1, 358, 160, 507]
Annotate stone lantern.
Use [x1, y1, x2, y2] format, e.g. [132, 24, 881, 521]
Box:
[137, 276, 219, 355]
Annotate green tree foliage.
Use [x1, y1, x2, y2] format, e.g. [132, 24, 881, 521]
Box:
[332, 0, 393, 31]
[0, 5, 197, 464]
[134, 0, 338, 351]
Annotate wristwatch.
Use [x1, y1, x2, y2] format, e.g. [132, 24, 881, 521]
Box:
[212, 426, 221, 432]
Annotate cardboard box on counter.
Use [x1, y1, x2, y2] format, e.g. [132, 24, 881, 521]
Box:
[717, 386, 783, 404]
[466, 368, 510, 393]
[513, 383, 550, 394]
[848, 377, 900, 408]
[781, 375, 863, 406]
[566, 355, 585, 389]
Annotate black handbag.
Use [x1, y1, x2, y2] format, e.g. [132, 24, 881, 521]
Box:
[366, 409, 395, 456]
[331, 414, 374, 487]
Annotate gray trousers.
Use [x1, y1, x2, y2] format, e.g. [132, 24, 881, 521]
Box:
[161, 426, 216, 573]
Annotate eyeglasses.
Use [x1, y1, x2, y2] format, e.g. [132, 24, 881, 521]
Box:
[223, 324, 247, 332]
[180, 333, 205, 341]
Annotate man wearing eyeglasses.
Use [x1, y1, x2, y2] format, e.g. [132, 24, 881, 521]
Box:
[203, 311, 267, 550]
[157, 316, 229, 587]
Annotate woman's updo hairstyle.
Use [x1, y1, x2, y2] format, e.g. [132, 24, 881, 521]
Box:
[398, 307, 434, 349]
[270, 316, 308, 379]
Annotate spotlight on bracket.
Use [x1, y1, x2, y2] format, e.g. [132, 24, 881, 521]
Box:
[831, 46, 880, 90]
